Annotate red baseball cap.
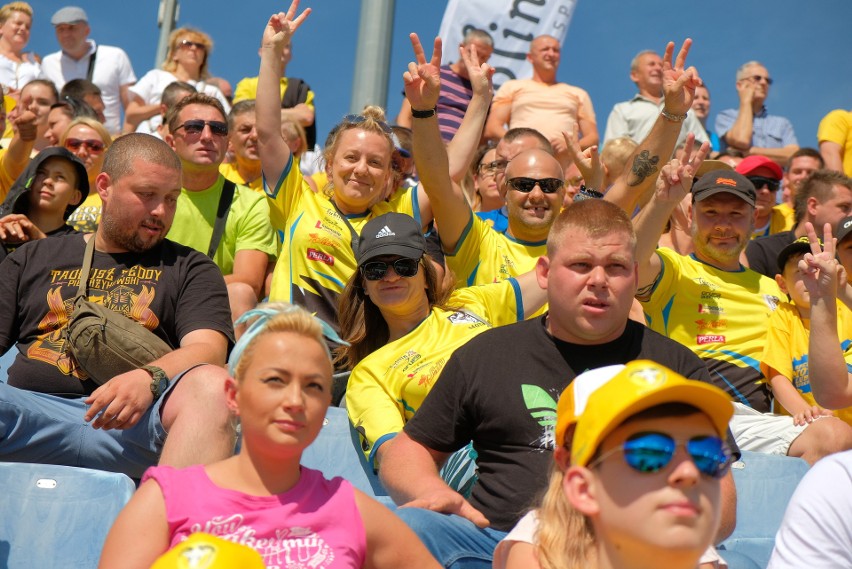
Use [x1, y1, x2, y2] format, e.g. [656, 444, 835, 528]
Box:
[735, 155, 783, 180]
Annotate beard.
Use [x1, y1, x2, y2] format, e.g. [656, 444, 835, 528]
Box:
[99, 204, 166, 253]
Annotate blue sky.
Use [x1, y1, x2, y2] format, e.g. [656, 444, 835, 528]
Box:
[29, 1, 852, 150]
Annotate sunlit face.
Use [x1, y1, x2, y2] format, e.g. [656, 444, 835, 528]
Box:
[527, 36, 560, 73]
[0, 10, 31, 52]
[689, 193, 754, 269]
[362, 255, 428, 318]
[777, 255, 810, 311]
[64, 124, 107, 176]
[691, 86, 710, 121]
[21, 83, 57, 138]
[494, 135, 546, 196]
[227, 332, 332, 456]
[474, 148, 501, 210]
[738, 64, 771, 103]
[784, 156, 821, 200]
[29, 157, 81, 214]
[327, 128, 392, 214]
[747, 166, 781, 218]
[504, 151, 564, 241]
[46, 107, 72, 147]
[229, 112, 259, 162]
[536, 226, 637, 344]
[97, 158, 181, 253]
[54, 21, 89, 53]
[631, 52, 663, 94]
[579, 413, 721, 561]
[812, 184, 852, 234]
[167, 103, 228, 169]
[172, 34, 207, 74]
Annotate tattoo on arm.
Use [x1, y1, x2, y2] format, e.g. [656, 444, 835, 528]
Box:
[628, 150, 660, 187]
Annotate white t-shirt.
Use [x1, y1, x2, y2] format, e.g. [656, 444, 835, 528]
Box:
[42, 41, 137, 135]
[127, 68, 231, 135]
[0, 52, 41, 93]
[768, 450, 852, 568]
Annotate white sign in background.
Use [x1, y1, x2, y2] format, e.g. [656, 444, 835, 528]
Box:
[438, 0, 578, 87]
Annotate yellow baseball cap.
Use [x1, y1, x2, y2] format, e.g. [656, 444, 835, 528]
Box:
[554, 360, 733, 467]
[150, 533, 266, 569]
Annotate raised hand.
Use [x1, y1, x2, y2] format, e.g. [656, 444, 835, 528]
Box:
[562, 121, 602, 188]
[799, 222, 843, 300]
[403, 33, 442, 111]
[662, 39, 702, 117]
[261, 0, 311, 53]
[458, 42, 494, 99]
[9, 94, 37, 140]
[653, 134, 709, 204]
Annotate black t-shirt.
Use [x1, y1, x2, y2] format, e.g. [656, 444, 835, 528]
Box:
[404, 315, 715, 532]
[0, 234, 234, 397]
[745, 230, 795, 278]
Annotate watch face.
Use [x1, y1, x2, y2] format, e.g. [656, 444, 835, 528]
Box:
[156, 377, 169, 394]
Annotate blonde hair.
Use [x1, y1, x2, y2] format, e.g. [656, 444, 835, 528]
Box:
[600, 137, 638, 177]
[281, 117, 308, 157]
[322, 105, 394, 185]
[163, 27, 213, 78]
[60, 117, 113, 149]
[0, 1, 31, 24]
[535, 462, 596, 569]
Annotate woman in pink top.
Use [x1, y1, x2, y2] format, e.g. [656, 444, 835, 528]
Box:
[99, 303, 440, 569]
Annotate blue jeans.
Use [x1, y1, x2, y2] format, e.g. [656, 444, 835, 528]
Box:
[395, 508, 508, 569]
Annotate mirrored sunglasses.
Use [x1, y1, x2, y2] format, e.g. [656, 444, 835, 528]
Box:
[65, 138, 105, 153]
[590, 431, 732, 479]
[360, 257, 421, 281]
[175, 119, 229, 137]
[506, 177, 563, 194]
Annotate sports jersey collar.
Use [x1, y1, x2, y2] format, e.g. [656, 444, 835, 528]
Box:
[688, 252, 746, 273]
[504, 233, 547, 246]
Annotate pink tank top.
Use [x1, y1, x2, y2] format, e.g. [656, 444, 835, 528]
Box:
[143, 465, 367, 569]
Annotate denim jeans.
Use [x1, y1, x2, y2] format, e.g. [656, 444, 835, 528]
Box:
[395, 508, 508, 569]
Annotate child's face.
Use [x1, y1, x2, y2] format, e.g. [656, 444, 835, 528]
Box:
[584, 412, 722, 560]
[777, 254, 810, 309]
[29, 157, 81, 214]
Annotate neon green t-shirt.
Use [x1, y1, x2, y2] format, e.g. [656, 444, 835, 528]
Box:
[760, 301, 852, 425]
[166, 175, 278, 276]
[346, 278, 525, 466]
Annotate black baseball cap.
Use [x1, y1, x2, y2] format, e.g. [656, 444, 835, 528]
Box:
[837, 216, 852, 244]
[691, 170, 756, 207]
[356, 212, 426, 266]
[777, 236, 818, 274]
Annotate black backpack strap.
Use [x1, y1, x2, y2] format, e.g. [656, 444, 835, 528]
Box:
[208, 180, 236, 258]
[86, 47, 98, 81]
[282, 78, 317, 148]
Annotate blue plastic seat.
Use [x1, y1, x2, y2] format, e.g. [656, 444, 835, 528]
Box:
[0, 462, 136, 569]
[718, 451, 810, 569]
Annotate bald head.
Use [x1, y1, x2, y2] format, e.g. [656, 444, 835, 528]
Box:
[505, 149, 564, 182]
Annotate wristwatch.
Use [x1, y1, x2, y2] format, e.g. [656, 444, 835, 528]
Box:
[142, 365, 170, 399]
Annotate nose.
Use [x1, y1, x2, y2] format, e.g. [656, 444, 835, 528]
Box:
[381, 264, 402, 282]
[667, 448, 701, 488]
[282, 381, 306, 410]
[587, 264, 608, 287]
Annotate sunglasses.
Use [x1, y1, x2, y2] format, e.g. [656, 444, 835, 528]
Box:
[747, 176, 780, 192]
[174, 119, 229, 137]
[342, 114, 392, 135]
[506, 177, 563, 194]
[590, 431, 732, 479]
[748, 74, 773, 85]
[65, 138, 105, 153]
[360, 257, 421, 281]
[178, 39, 206, 50]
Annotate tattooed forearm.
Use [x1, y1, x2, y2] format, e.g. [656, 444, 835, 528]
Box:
[628, 150, 660, 186]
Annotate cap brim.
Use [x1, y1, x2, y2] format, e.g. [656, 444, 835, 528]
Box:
[693, 187, 755, 207]
[358, 242, 425, 266]
[695, 160, 733, 177]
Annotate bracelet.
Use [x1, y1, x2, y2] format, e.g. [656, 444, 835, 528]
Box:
[411, 107, 437, 119]
[574, 185, 605, 202]
[661, 109, 688, 122]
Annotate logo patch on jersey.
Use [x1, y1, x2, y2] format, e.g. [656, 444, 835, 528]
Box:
[375, 225, 395, 238]
[447, 310, 487, 327]
[697, 334, 726, 345]
[698, 304, 724, 314]
[314, 219, 342, 238]
[307, 232, 339, 247]
[307, 248, 334, 266]
[763, 294, 781, 311]
[522, 384, 558, 450]
[701, 291, 722, 299]
[695, 319, 727, 331]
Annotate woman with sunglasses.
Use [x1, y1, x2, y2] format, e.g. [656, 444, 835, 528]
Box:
[100, 303, 441, 569]
[125, 27, 230, 135]
[59, 117, 112, 232]
[339, 212, 546, 478]
[495, 360, 734, 569]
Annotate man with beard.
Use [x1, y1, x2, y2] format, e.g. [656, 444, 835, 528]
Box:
[0, 133, 237, 479]
[634, 166, 852, 463]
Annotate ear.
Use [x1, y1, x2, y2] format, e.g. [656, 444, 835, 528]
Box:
[535, 255, 550, 290]
[165, 131, 176, 150]
[629, 68, 640, 84]
[554, 445, 572, 471]
[69, 189, 82, 207]
[774, 273, 789, 295]
[564, 466, 600, 517]
[806, 196, 819, 218]
[95, 171, 111, 202]
[686, 202, 694, 226]
[224, 376, 240, 415]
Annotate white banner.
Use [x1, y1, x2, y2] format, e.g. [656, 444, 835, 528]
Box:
[438, 0, 578, 87]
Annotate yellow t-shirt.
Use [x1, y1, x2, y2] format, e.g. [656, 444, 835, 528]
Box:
[166, 176, 278, 275]
[66, 192, 102, 233]
[640, 248, 783, 412]
[219, 162, 263, 192]
[233, 76, 316, 109]
[760, 301, 852, 425]
[817, 109, 852, 177]
[265, 155, 419, 335]
[346, 278, 525, 465]
[752, 204, 795, 239]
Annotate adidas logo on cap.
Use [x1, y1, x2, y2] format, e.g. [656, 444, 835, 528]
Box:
[375, 225, 395, 238]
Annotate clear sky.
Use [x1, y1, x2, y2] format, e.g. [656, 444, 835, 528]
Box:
[28, 0, 852, 150]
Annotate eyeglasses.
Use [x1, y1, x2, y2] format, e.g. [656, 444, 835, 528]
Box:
[360, 257, 421, 281]
[174, 119, 229, 137]
[747, 176, 780, 192]
[748, 74, 773, 85]
[342, 114, 392, 135]
[477, 161, 500, 177]
[590, 431, 732, 479]
[65, 138, 105, 153]
[178, 39, 206, 51]
[506, 177, 563, 194]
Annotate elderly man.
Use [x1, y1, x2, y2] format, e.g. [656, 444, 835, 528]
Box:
[485, 34, 597, 169]
[0, 134, 236, 478]
[715, 61, 798, 164]
[604, 49, 708, 148]
[41, 6, 137, 135]
[164, 93, 277, 323]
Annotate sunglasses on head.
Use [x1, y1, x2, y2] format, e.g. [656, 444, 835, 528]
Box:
[590, 431, 732, 479]
[506, 177, 563, 194]
[175, 119, 229, 137]
[360, 257, 421, 281]
[342, 114, 393, 135]
[65, 138, 105, 153]
[747, 176, 780, 192]
[178, 39, 206, 50]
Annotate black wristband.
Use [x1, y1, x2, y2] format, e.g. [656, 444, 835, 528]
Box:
[411, 107, 437, 119]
